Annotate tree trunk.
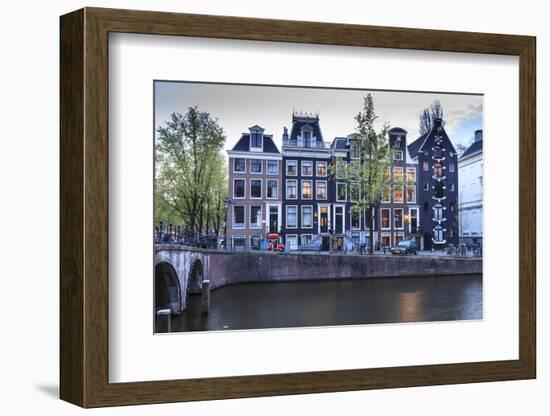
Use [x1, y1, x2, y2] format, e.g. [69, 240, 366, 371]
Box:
[368, 206, 374, 254]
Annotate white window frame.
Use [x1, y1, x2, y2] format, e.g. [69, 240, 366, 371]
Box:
[301, 160, 313, 176]
[350, 182, 360, 202]
[233, 205, 246, 229]
[393, 208, 404, 230]
[301, 179, 313, 200]
[250, 130, 264, 151]
[406, 167, 416, 183]
[380, 232, 391, 248]
[350, 142, 360, 159]
[409, 207, 419, 234]
[336, 182, 347, 202]
[316, 161, 328, 177]
[317, 204, 331, 234]
[249, 159, 263, 175]
[286, 160, 298, 176]
[286, 234, 298, 251]
[406, 184, 417, 204]
[266, 159, 279, 175]
[380, 207, 391, 230]
[250, 205, 262, 229]
[350, 209, 361, 230]
[316, 180, 328, 200]
[333, 204, 345, 234]
[233, 157, 246, 174]
[250, 178, 263, 199]
[394, 150, 403, 161]
[393, 232, 405, 245]
[393, 166, 404, 182]
[393, 185, 404, 203]
[232, 235, 247, 248]
[233, 178, 246, 199]
[286, 205, 298, 229]
[301, 205, 314, 229]
[301, 234, 314, 246]
[286, 179, 298, 200]
[266, 179, 279, 200]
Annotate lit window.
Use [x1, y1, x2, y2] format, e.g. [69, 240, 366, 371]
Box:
[393, 186, 404, 203]
[434, 163, 443, 178]
[381, 208, 391, 229]
[316, 181, 327, 200]
[406, 185, 416, 203]
[406, 167, 416, 182]
[393, 167, 403, 182]
[316, 161, 327, 176]
[301, 180, 313, 199]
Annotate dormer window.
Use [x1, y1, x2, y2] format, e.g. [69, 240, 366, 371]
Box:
[250, 131, 263, 149]
[300, 125, 314, 148]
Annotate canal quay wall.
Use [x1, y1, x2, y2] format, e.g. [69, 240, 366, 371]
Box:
[155, 245, 482, 299]
[206, 251, 482, 289]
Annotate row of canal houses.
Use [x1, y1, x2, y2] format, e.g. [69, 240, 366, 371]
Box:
[226, 112, 460, 251]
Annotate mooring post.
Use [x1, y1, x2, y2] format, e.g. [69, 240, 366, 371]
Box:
[201, 280, 210, 314]
[156, 308, 172, 333]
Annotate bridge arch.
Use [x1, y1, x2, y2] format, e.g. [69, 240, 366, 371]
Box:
[155, 262, 182, 314]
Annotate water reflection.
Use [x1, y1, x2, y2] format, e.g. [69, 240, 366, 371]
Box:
[157, 274, 482, 333]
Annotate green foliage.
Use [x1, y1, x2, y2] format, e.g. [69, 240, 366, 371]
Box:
[330, 94, 399, 252]
[155, 106, 228, 235]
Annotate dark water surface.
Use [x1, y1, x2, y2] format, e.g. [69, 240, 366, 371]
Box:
[158, 274, 482, 333]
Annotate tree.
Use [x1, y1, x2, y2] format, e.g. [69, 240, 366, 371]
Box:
[331, 94, 397, 254]
[155, 106, 228, 237]
[419, 100, 445, 135]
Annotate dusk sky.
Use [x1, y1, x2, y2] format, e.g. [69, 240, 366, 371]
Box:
[154, 81, 483, 151]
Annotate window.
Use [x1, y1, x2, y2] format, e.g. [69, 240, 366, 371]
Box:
[434, 163, 443, 178]
[316, 161, 327, 176]
[394, 208, 403, 229]
[302, 206, 313, 228]
[423, 161, 429, 171]
[316, 181, 327, 200]
[234, 158, 246, 173]
[335, 163, 345, 179]
[393, 186, 404, 203]
[409, 208, 419, 234]
[381, 233, 391, 248]
[301, 160, 313, 176]
[394, 150, 403, 160]
[433, 203, 444, 221]
[393, 167, 403, 182]
[233, 179, 245, 198]
[351, 232, 360, 245]
[351, 210, 361, 230]
[267, 180, 278, 199]
[250, 206, 262, 228]
[350, 183, 360, 202]
[434, 225, 444, 242]
[433, 145, 443, 159]
[250, 179, 262, 198]
[286, 180, 297, 199]
[250, 235, 262, 250]
[250, 159, 262, 173]
[335, 206, 344, 234]
[406, 185, 416, 203]
[251, 131, 262, 148]
[351, 142, 360, 159]
[381, 208, 391, 229]
[434, 181, 444, 198]
[286, 235, 298, 251]
[302, 130, 312, 147]
[286, 160, 297, 176]
[233, 236, 246, 249]
[286, 206, 297, 228]
[233, 206, 245, 228]
[449, 163, 455, 173]
[301, 180, 313, 199]
[423, 181, 429, 191]
[267, 160, 278, 174]
[406, 167, 416, 182]
[336, 182, 347, 202]
[450, 183, 455, 192]
[394, 233, 404, 245]
[301, 234, 313, 246]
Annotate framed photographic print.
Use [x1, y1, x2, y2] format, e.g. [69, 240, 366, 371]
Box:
[60, 7, 536, 408]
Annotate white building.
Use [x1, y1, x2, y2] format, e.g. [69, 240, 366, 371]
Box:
[458, 130, 483, 245]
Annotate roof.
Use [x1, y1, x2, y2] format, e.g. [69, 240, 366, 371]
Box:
[407, 133, 428, 158]
[388, 127, 407, 134]
[460, 139, 483, 159]
[331, 137, 348, 149]
[289, 116, 324, 143]
[231, 134, 280, 153]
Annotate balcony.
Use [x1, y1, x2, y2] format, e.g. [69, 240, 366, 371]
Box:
[283, 139, 330, 149]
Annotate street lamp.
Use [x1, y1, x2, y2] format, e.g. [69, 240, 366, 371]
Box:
[223, 197, 230, 249]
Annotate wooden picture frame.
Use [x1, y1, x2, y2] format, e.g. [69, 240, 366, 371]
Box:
[60, 7, 536, 408]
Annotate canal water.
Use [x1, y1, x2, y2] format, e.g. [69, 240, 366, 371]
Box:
[157, 274, 482, 333]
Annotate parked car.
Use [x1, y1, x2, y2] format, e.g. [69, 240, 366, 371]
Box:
[300, 236, 323, 252]
[390, 239, 418, 255]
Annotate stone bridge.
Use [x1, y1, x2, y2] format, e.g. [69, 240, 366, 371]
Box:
[154, 244, 482, 315]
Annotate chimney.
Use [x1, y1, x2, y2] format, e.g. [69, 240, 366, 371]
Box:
[474, 129, 483, 142]
[282, 126, 289, 142]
